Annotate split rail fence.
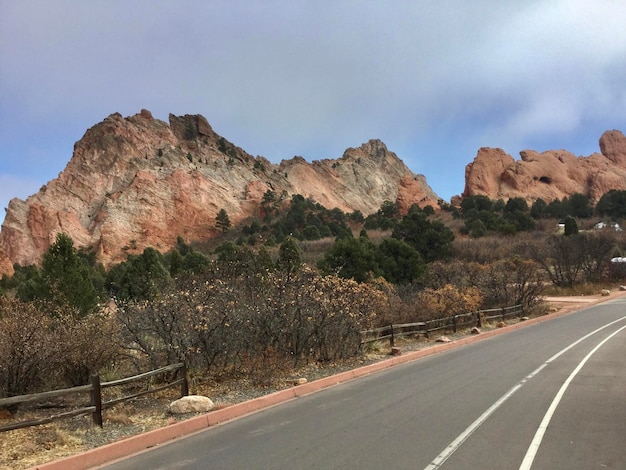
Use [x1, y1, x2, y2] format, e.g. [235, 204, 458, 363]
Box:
[0, 362, 188, 433]
[360, 304, 524, 347]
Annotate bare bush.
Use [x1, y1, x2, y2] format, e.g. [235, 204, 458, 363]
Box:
[530, 232, 617, 287]
[0, 298, 122, 400]
[115, 265, 384, 382]
[0, 298, 56, 398]
[49, 306, 122, 386]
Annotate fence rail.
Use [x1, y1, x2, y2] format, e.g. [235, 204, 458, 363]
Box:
[360, 304, 524, 346]
[0, 362, 188, 433]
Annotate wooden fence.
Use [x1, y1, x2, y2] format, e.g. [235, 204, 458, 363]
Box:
[0, 362, 188, 433]
[360, 304, 524, 347]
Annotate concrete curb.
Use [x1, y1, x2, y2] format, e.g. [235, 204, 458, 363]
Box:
[31, 294, 618, 470]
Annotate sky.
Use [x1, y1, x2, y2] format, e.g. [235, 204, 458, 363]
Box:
[2, 0, 626, 224]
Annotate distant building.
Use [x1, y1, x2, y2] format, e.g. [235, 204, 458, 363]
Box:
[594, 221, 622, 231]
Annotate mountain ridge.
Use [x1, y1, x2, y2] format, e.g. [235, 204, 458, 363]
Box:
[0, 110, 439, 275]
[3, 109, 626, 278]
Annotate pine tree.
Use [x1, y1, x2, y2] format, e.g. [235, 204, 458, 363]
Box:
[215, 208, 231, 232]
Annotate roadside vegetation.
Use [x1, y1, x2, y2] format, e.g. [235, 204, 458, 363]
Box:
[2, 190, 626, 402]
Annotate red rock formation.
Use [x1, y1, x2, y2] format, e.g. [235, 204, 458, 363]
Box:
[0, 111, 439, 275]
[463, 130, 626, 203]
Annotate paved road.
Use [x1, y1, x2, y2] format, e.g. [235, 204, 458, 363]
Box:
[100, 298, 626, 469]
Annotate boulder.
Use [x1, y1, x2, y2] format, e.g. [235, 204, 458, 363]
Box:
[463, 130, 626, 204]
[168, 395, 214, 414]
[290, 378, 308, 385]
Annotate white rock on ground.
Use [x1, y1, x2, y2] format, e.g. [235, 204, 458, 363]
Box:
[168, 395, 214, 414]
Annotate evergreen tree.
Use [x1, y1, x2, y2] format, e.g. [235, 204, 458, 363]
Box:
[569, 193, 593, 218]
[392, 206, 454, 262]
[39, 233, 101, 315]
[318, 236, 379, 283]
[530, 198, 547, 219]
[564, 216, 579, 236]
[278, 237, 302, 275]
[596, 190, 626, 220]
[375, 238, 426, 285]
[108, 247, 171, 300]
[215, 208, 231, 232]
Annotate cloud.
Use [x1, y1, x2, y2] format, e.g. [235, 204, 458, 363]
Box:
[1, 0, 626, 212]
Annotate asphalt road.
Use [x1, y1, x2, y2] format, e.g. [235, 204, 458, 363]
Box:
[100, 298, 626, 470]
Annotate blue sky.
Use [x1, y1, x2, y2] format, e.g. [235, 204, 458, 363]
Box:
[2, 0, 626, 224]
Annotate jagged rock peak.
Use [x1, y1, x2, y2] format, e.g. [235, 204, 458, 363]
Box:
[168, 113, 216, 141]
[0, 110, 440, 276]
[463, 130, 626, 203]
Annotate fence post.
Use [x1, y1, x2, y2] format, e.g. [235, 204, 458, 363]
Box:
[501, 307, 506, 321]
[476, 311, 482, 328]
[389, 324, 395, 348]
[180, 363, 189, 397]
[453, 315, 457, 333]
[90, 374, 103, 428]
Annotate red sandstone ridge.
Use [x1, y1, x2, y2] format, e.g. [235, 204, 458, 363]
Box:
[463, 130, 626, 203]
[0, 110, 439, 276]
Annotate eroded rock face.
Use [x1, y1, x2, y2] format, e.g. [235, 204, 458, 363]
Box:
[463, 130, 626, 203]
[0, 111, 439, 275]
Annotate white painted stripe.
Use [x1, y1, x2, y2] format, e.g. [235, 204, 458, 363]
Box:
[423, 316, 626, 470]
[518, 323, 626, 470]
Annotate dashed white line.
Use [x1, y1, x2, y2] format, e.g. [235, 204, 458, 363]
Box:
[423, 316, 626, 470]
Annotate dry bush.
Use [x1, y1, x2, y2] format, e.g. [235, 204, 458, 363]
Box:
[48, 306, 122, 387]
[414, 284, 482, 322]
[0, 297, 123, 402]
[115, 266, 386, 381]
[528, 232, 616, 287]
[428, 249, 543, 311]
[427, 260, 485, 290]
[298, 238, 336, 267]
[0, 298, 57, 398]
[453, 236, 512, 263]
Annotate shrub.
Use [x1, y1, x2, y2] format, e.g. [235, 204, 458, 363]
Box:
[0, 298, 55, 398]
[415, 285, 482, 322]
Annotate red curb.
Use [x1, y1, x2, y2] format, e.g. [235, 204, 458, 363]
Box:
[29, 294, 621, 470]
[32, 414, 210, 470]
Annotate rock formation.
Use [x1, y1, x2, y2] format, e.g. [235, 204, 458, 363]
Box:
[0, 110, 439, 276]
[463, 130, 626, 203]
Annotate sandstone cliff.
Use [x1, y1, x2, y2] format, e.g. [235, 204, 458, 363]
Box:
[0, 110, 439, 275]
[463, 130, 626, 203]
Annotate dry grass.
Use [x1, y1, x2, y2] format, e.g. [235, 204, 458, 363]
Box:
[0, 395, 178, 470]
[1, 423, 85, 470]
[541, 282, 615, 297]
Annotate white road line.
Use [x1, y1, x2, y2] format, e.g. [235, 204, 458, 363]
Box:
[519, 323, 626, 470]
[423, 316, 626, 470]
